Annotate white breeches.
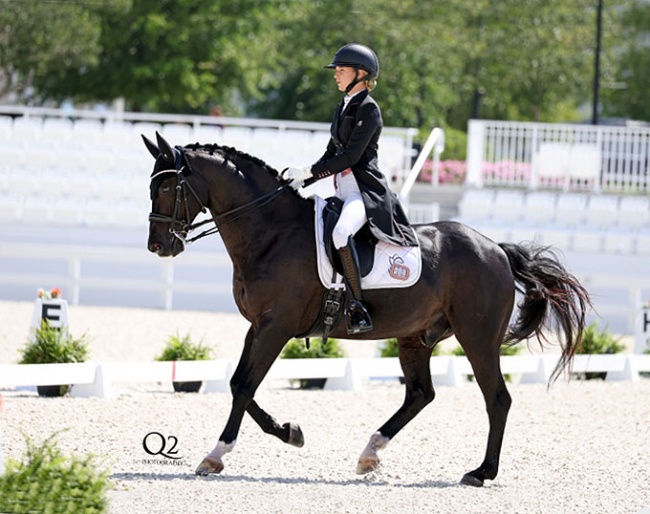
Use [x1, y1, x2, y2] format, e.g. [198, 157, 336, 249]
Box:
[333, 171, 367, 249]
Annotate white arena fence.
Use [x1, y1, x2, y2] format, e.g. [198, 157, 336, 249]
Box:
[1, 239, 648, 334]
[1, 354, 649, 398]
[466, 119, 650, 193]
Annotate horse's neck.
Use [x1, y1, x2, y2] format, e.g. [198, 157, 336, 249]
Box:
[216, 194, 310, 269]
[204, 160, 310, 267]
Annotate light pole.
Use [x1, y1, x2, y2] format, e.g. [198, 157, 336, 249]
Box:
[592, 0, 604, 125]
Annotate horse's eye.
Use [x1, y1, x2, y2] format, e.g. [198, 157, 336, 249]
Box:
[161, 185, 171, 194]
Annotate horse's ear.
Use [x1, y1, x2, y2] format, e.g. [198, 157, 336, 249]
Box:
[155, 131, 175, 163]
[142, 134, 160, 159]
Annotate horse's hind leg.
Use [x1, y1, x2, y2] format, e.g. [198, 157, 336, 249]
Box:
[459, 337, 512, 487]
[357, 336, 435, 474]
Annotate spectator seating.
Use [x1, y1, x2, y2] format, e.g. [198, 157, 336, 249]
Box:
[456, 188, 650, 255]
[0, 115, 412, 229]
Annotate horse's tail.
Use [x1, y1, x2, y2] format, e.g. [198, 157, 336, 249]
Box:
[499, 242, 591, 382]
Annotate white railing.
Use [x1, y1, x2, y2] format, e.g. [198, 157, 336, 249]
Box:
[466, 120, 650, 193]
[399, 127, 445, 203]
[1, 242, 647, 334]
[0, 241, 236, 311]
[1, 354, 649, 397]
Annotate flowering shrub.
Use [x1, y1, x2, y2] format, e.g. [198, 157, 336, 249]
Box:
[418, 160, 467, 184]
[416, 159, 533, 186]
[37, 288, 62, 300]
[481, 161, 532, 184]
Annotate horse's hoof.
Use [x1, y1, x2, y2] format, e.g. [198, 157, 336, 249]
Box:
[460, 473, 484, 487]
[284, 422, 304, 448]
[195, 456, 224, 476]
[356, 456, 380, 475]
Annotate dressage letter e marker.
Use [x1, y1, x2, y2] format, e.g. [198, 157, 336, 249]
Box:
[31, 299, 69, 331]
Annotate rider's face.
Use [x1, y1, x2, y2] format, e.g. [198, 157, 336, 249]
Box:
[334, 66, 358, 92]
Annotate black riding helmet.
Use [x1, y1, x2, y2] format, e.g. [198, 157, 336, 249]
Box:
[325, 43, 379, 92]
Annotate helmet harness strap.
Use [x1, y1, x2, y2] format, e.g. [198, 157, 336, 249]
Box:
[345, 67, 365, 94]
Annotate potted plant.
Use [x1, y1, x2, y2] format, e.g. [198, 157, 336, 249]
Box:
[19, 320, 90, 397]
[574, 321, 625, 380]
[155, 332, 215, 393]
[280, 338, 346, 389]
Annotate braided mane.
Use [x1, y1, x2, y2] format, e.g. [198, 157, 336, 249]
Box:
[185, 142, 284, 179]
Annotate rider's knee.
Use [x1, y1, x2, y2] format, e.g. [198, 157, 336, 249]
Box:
[333, 225, 352, 249]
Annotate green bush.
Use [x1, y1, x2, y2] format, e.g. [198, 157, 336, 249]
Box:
[19, 320, 89, 365]
[440, 126, 468, 161]
[575, 321, 625, 380]
[0, 432, 110, 513]
[280, 338, 346, 389]
[280, 338, 345, 359]
[415, 125, 467, 161]
[576, 322, 625, 355]
[155, 332, 214, 361]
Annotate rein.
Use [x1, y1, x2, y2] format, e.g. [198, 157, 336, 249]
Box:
[148, 155, 289, 245]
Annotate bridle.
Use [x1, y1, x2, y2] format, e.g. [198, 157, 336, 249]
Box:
[148, 150, 289, 245]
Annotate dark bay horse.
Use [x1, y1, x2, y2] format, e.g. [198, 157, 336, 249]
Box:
[143, 132, 590, 487]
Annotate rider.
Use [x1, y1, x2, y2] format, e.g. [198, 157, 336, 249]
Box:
[285, 43, 418, 335]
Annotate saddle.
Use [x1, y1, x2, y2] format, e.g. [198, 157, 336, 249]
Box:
[297, 195, 422, 345]
[321, 196, 376, 278]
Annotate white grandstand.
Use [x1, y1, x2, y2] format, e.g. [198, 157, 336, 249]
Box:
[0, 109, 416, 229]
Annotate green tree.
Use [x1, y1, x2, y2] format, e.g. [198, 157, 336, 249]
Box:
[48, 0, 287, 114]
[602, 0, 650, 121]
[470, 1, 602, 122]
[1, 0, 641, 129]
[0, 1, 127, 103]
[253, 0, 471, 131]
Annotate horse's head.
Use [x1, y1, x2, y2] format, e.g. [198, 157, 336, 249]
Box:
[143, 132, 208, 257]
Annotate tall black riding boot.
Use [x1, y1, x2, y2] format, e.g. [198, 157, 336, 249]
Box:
[338, 236, 373, 335]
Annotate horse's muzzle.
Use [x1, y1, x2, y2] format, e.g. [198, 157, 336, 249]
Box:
[148, 237, 184, 257]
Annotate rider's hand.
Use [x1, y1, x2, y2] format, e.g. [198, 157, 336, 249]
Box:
[284, 166, 312, 189]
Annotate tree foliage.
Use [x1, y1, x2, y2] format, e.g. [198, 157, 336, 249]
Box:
[0, 0, 128, 102]
[602, 0, 650, 121]
[1, 0, 645, 128]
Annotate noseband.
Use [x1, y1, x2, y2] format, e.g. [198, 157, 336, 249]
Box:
[148, 151, 289, 245]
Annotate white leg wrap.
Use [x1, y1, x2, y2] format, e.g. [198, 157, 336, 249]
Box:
[207, 440, 236, 461]
[359, 431, 389, 461]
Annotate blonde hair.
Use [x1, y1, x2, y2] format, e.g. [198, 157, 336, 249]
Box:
[365, 78, 377, 91]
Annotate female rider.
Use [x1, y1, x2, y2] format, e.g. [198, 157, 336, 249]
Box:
[285, 43, 418, 335]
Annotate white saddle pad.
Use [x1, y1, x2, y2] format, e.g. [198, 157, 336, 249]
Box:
[313, 196, 422, 290]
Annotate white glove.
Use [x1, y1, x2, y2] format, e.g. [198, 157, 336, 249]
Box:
[284, 166, 312, 189]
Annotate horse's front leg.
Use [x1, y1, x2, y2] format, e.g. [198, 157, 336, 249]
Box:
[195, 323, 293, 476]
[236, 328, 304, 446]
[246, 400, 304, 447]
